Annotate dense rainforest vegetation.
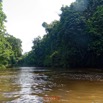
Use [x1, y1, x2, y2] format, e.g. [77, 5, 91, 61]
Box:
[1, 0, 103, 68]
[0, 0, 22, 68]
[19, 0, 103, 68]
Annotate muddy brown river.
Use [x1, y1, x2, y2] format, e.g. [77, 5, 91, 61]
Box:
[0, 67, 103, 103]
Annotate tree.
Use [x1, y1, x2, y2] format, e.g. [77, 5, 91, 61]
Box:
[21, 0, 103, 68]
[0, 1, 22, 68]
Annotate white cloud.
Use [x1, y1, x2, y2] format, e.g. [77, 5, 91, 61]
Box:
[3, 0, 75, 53]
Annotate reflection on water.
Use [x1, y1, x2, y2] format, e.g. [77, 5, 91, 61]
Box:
[0, 67, 103, 103]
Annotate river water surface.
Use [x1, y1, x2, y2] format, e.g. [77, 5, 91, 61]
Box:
[0, 67, 103, 103]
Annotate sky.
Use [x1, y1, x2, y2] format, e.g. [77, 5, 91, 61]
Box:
[3, 0, 75, 53]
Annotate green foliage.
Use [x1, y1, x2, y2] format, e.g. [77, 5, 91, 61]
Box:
[0, 1, 22, 68]
[6, 35, 22, 66]
[21, 0, 103, 68]
[0, 34, 22, 68]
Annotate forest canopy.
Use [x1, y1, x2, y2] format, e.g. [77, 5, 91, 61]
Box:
[20, 0, 103, 68]
[0, 0, 22, 68]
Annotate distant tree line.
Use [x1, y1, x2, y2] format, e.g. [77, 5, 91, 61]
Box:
[19, 0, 103, 68]
[0, 0, 22, 69]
